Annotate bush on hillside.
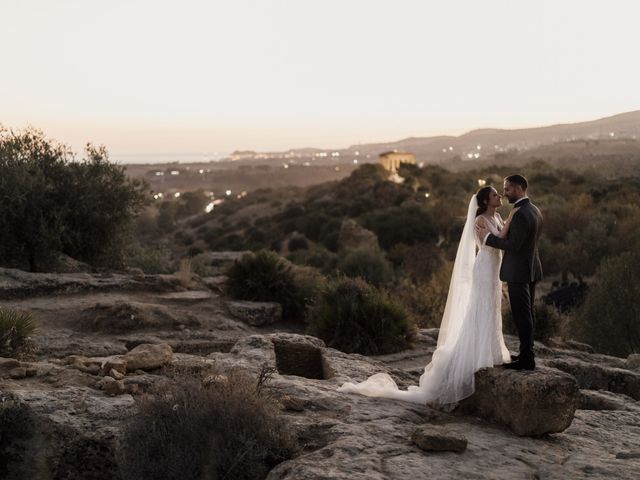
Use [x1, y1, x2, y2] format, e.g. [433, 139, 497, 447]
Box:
[307, 277, 414, 355]
[570, 251, 640, 356]
[502, 301, 568, 343]
[0, 128, 148, 270]
[360, 206, 438, 250]
[226, 250, 306, 321]
[119, 368, 298, 480]
[391, 262, 453, 328]
[336, 248, 394, 287]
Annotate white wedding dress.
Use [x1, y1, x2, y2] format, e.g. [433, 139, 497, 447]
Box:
[338, 195, 511, 405]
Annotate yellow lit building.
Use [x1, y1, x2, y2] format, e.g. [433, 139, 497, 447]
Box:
[378, 151, 416, 173]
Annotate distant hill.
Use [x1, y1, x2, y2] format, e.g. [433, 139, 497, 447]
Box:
[272, 110, 640, 165]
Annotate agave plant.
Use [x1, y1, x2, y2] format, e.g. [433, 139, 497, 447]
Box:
[0, 309, 36, 356]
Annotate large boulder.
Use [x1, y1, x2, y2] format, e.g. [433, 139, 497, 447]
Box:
[456, 366, 579, 436]
[0, 387, 136, 479]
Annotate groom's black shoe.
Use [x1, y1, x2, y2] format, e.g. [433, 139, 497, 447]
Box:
[503, 359, 536, 371]
[510, 354, 519, 362]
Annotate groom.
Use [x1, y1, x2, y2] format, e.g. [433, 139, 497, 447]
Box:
[476, 174, 543, 370]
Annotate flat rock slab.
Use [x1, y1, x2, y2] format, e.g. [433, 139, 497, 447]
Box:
[545, 357, 640, 400]
[158, 290, 215, 302]
[457, 366, 579, 436]
[412, 425, 467, 452]
[226, 300, 283, 326]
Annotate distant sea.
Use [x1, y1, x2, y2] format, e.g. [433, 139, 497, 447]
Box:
[111, 153, 230, 165]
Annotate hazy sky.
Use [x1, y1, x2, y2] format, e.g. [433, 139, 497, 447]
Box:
[2, 0, 639, 159]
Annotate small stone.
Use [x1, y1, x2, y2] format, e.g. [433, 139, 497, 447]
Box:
[8, 367, 27, 379]
[280, 395, 306, 412]
[124, 383, 140, 395]
[99, 376, 126, 396]
[25, 367, 37, 377]
[82, 364, 101, 375]
[412, 425, 467, 453]
[108, 368, 125, 380]
[123, 343, 173, 372]
[101, 357, 127, 375]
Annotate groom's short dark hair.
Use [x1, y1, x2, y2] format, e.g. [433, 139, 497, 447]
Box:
[505, 174, 528, 191]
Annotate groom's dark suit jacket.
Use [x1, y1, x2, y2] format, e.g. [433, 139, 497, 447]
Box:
[486, 198, 543, 283]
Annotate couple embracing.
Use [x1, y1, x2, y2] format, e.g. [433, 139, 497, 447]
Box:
[338, 174, 543, 405]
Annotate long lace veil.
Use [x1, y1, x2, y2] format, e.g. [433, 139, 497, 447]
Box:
[435, 194, 478, 349]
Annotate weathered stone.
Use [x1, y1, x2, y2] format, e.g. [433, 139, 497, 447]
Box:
[0, 388, 135, 479]
[545, 357, 640, 400]
[9, 367, 27, 379]
[579, 389, 632, 411]
[101, 356, 127, 375]
[122, 343, 173, 372]
[107, 368, 125, 380]
[81, 301, 199, 332]
[627, 353, 640, 370]
[412, 425, 467, 453]
[98, 376, 126, 396]
[280, 394, 306, 412]
[616, 451, 640, 459]
[226, 300, 283, 326]
[0, 357, 21, 370]
[202, 275, 227, 293]
[457, 366, 579, 436]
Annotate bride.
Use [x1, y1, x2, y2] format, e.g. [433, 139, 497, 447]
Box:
[338, 186, 518, 405]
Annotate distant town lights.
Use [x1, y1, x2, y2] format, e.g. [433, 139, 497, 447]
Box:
[225, 190, 232, 196]
[205, 202, 214, 213]
[478, 179, 487, 186]
[425, 193, 430, 198]
[174, 192, 180, 198]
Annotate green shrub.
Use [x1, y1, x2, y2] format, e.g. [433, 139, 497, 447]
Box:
[0, 310, 36, 357]
[119, 368, 298, 480]
[226, 250, 306, 321]
[391, 262, 453, 328]
[307, 277, 414, 355]
[360, 206, 438, 250]
[124, 241, 174, 274]
[287, 235, 308, 252]
[0, 128, 148, 270]
[337, 248, 394, 287]
[502, 301, 568, 343]
[570, 251, 640, 356]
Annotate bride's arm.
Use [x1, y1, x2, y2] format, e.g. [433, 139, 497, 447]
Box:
[497, 207, 519, 238]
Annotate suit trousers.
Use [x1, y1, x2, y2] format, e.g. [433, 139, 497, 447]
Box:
[507, 282, 536, 362]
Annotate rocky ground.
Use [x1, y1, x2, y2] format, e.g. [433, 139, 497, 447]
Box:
[1, 262, 639, 480]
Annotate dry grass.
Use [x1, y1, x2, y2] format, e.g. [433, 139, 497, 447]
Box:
[176, 257, 193, 288]
[119, 366, 298, 480]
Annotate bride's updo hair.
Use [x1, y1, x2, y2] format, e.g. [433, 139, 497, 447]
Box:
[475, 186, 493, 217]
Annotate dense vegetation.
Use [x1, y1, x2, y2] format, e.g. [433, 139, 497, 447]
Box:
[0, 127, 148, 271]
[138, 158, 639, 356]
[3, 125, 639, 357]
